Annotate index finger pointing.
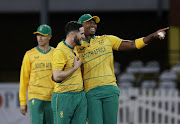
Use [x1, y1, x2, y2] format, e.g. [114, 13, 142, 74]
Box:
[161, 27, 169, 31]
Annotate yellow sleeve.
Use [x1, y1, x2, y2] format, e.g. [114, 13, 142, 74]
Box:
[19, 52, 31, 105]
[52, 49, 67, 70]
[106, 35, 123, 50]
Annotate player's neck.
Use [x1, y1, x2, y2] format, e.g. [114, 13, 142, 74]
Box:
[65, 38, 75, 49]
[85, 34, 94, 40]
[38, 44, 50, 52]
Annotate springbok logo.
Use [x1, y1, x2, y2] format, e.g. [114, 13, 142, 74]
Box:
[39, 26, 43, 31]
[98, 40, 104, 45]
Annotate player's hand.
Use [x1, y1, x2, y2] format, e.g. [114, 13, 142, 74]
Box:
[73, 56, 82, 70]
[20, 105, 27, 116]
[154, 27, 169, 39]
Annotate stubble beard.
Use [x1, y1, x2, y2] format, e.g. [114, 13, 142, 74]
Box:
[74, 37, 81, 46]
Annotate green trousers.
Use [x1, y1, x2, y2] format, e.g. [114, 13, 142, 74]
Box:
[29, 99, 53, 124]
[51, 91, 87, 124]
[86, 85, 120, 124]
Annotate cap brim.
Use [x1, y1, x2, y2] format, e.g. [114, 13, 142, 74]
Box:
[33, 32, 48, 36]
[84, 16, 100, 23]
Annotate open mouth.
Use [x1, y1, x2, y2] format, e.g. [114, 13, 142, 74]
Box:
[90, 28, 95, 32]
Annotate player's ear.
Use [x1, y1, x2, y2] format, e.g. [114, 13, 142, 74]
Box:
[70, 32, 76, 39]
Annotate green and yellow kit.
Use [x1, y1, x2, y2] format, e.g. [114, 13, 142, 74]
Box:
[75, 35, 122, 124]
[19, 46, 55, 105]
[19, 46, 55, 124]
[51, 41, 87, 124]
[76, 35, 122, 92]
[52, 41, 84, 93]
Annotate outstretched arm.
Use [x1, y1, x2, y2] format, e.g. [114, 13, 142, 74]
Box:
[118, 27, 169, 51]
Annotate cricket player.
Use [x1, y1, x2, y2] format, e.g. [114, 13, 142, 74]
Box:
[76, 14, 169, 124]
[19, 24, 54, 124]
[51, 21, 87, 124]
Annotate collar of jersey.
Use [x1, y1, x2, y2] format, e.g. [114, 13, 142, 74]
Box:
[62, 40, 73, 49]
[36, 45, 51, 54]
[82, 35, 95, 43]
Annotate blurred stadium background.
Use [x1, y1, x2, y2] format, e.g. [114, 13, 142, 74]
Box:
[0, 0, 180, 124]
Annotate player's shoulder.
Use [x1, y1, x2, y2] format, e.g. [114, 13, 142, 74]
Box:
[102, 35, 117, 38]
[94, 35, 104, 39]
[55, 41, 64, 49]
[94, 35, 119, 42]
[95, 35, 115, 39]
[102, 35, 122, 41]
[26, 47, 38, 54]
[54, 42, 68, 54]
[50, 46, 55, 51]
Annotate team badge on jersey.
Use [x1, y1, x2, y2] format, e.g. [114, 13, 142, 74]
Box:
[98, 40, 104, 45]
[60, 111, 63, 118]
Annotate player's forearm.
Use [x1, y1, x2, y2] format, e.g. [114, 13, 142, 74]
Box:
[53, 67, 78, 82]
[19, 68, 29, 105]
[143, 32, 156, 44]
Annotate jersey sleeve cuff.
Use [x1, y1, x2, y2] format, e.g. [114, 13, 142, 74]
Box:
[20, 100, 27, 105]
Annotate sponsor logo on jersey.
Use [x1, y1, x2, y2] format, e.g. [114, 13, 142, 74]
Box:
[34, 56, 39, 59]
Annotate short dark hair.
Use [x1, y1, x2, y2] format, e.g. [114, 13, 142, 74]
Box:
[65, 21, 83, 35]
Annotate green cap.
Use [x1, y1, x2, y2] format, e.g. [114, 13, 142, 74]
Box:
[78, 14, 100, 24]
[33, 24, 52, 36]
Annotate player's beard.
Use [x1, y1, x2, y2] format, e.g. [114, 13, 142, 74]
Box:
[74, 36, 81, 46]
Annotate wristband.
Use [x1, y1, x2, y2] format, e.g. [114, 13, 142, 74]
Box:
[135, 38, 147, 49]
